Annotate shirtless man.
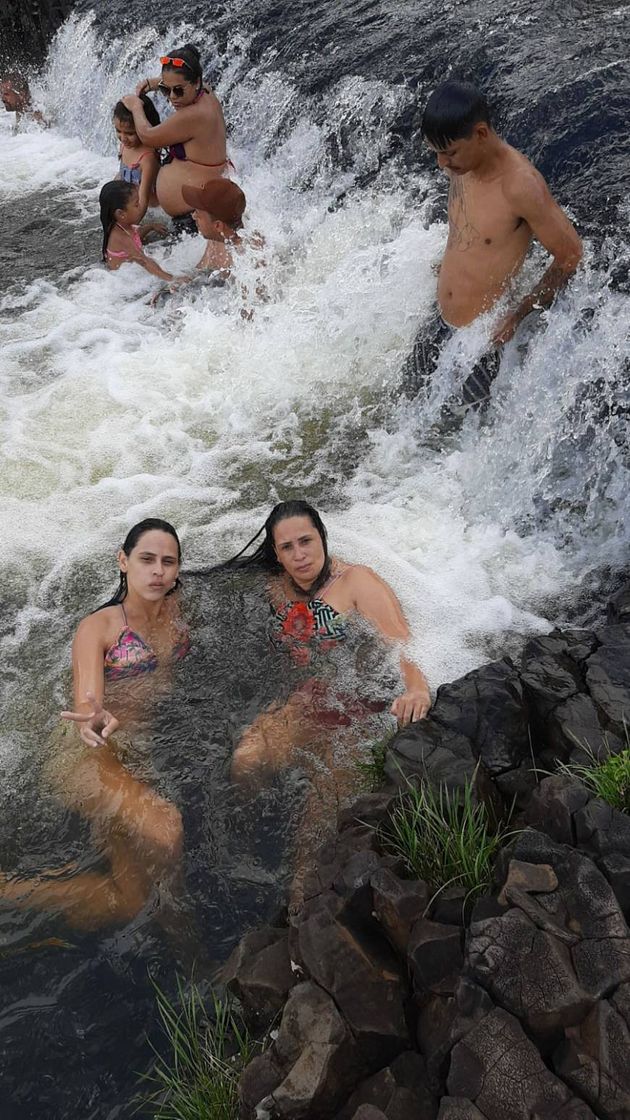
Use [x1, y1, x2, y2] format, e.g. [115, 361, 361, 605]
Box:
[422, 81, 582, 346]
[0, 72, 47, 128]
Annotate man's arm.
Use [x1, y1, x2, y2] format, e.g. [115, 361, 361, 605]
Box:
[492, 168, 583, 345]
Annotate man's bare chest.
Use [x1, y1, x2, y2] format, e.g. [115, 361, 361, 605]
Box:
[447, 175, 526, 251]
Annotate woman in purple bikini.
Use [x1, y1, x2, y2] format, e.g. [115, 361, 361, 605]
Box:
[1, 519, 190, 930]
[122, 44, 231, 219]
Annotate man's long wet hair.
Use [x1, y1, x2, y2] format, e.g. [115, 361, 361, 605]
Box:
[99, 179, 136, 261]
[162, 43, 203, 85]
[421, 80, 491, 150]
[113, 93, 160, 130]
[94, 518, 182, 611]
[213, 500, 332, 594]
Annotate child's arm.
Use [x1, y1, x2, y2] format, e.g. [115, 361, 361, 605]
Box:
[137, 151, 161, 220]
[134, 251, 174, 281]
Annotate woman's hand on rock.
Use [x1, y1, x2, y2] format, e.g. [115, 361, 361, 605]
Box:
[391, 687, 431, 726]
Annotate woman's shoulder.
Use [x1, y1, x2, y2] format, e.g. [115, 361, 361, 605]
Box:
[75, 606, 120, 644]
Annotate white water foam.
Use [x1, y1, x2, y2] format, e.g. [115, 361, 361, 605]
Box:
[1, 12, 628, 726]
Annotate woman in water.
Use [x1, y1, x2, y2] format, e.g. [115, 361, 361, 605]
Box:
[1, 520, 189, 930]
[227, 500, 430, 772]
[220, 500, 430, 903]
[122, 44, 229, 219]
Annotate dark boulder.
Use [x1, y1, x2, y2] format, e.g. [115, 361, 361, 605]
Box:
[599, 852, 630, 917]
[525, 774, 590, 846]
[554, 993, 630, 1119]
[335, 1051, 437, 1120]
[222, 926, 296, 1022]
[447, 1005, 597, 1118]
[295, 893, 410, 1065]
[574, 797, 630, 858]
[370, 867, 429, 956]
[408, 919, 463, 997]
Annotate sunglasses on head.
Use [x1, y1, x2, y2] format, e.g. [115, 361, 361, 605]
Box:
[160, 56, 187, 67]
[158, 83, 187, 99]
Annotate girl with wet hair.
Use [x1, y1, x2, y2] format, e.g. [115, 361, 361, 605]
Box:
[121, 44, 232, 219]
[99, 179, 175, 279]
[113, 93, 163, 218]
[1, 520, 190, 932]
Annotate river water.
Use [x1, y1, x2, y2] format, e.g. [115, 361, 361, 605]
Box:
[0, 0, 629, 1115]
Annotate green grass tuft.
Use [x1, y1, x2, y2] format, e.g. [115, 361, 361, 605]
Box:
[558, 742, 630, 814]
[356, 731, 394, 791]
[381, 775, 514, 904]
[138, 979, 259, 1120]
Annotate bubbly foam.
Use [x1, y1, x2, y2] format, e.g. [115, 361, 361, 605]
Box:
[1, 12, 628, 723]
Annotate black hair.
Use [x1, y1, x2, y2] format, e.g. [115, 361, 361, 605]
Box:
[113, 93, 160, 130]
[421, 80, 491, 150]
[214, 500, 331, 595]
[161, 43, 202, 85]
[94, 518, 182, 612]
[99, 179, 136, 261]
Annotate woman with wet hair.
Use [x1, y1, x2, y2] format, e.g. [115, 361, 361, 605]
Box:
[122, 44, 230, 218]
[223, 499, 430, 773]
[1, 519, 190, 931]
[218, 500, 431, 905]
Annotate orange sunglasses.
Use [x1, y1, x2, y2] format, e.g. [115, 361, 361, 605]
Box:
[160, 56, 186, 67]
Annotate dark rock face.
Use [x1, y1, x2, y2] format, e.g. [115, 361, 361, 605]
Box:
[236, 595, 630, 1120]
[0, 1, 73, 64]
[222, 926, 296, 1023]
[447, 1005, 597, 1119]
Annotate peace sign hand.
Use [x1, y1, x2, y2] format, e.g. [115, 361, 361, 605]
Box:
[60, 692, 119, 748]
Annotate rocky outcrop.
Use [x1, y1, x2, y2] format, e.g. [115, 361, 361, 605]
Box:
[230, 595, 630, 1119]
[0, 1, 73, 67]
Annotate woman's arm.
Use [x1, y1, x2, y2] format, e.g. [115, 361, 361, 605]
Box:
[122, 94, 194, 148]
[61, 615, 119, 746]
[350, 566, 431, 725]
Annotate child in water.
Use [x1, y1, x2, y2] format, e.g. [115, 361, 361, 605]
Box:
[180, 178, 263, 277]
[113, 96, 161, 220]
[99, 181, 175, 280]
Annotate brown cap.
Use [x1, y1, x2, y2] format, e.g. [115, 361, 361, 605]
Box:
[181, 178, 246, 227]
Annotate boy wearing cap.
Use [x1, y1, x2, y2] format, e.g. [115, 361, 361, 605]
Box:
[181, 178, 254, 277]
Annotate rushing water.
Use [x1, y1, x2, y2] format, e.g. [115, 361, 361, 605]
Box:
[1, 0, 629, 1115]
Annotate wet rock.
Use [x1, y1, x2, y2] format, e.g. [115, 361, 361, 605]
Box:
[332, 850, 383, 922]
[554, 994, 630, 1119]
[239, 1050, 284, 1114]
[430, 886, 469, 927]
[296, 895, 410, 1064]
[549, 691, 612, 759]
[608, 583, 630, 625]
[223, 926, 295, 1022]
[370, 867, 429, 955]
[525, 773, 590, 846]
[349, 1107, 388, 1120]
[585, 625, 630, 734]
[497, 858, 558, 904]
[599, 852, 630, 917]
[574, 797, 630, 858]
[447, 1005, 597, 1118]
[263, 981, 361, 1119]
[520, 632, 583, 718]
[468, 834, 630, 1036]
[385, 717, 476, 791]
[408, 919, 463, 996]
[437, 1102, 487, 1119]
[338, 792, 396, 832]
[301, 823, 377, 902]
[416, 993, 456, 1092]
[336, 1051, 437, 1120]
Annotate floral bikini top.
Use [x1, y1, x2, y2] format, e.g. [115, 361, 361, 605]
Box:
[104, 604, 190, 681]
[270, 571, 348, 663]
